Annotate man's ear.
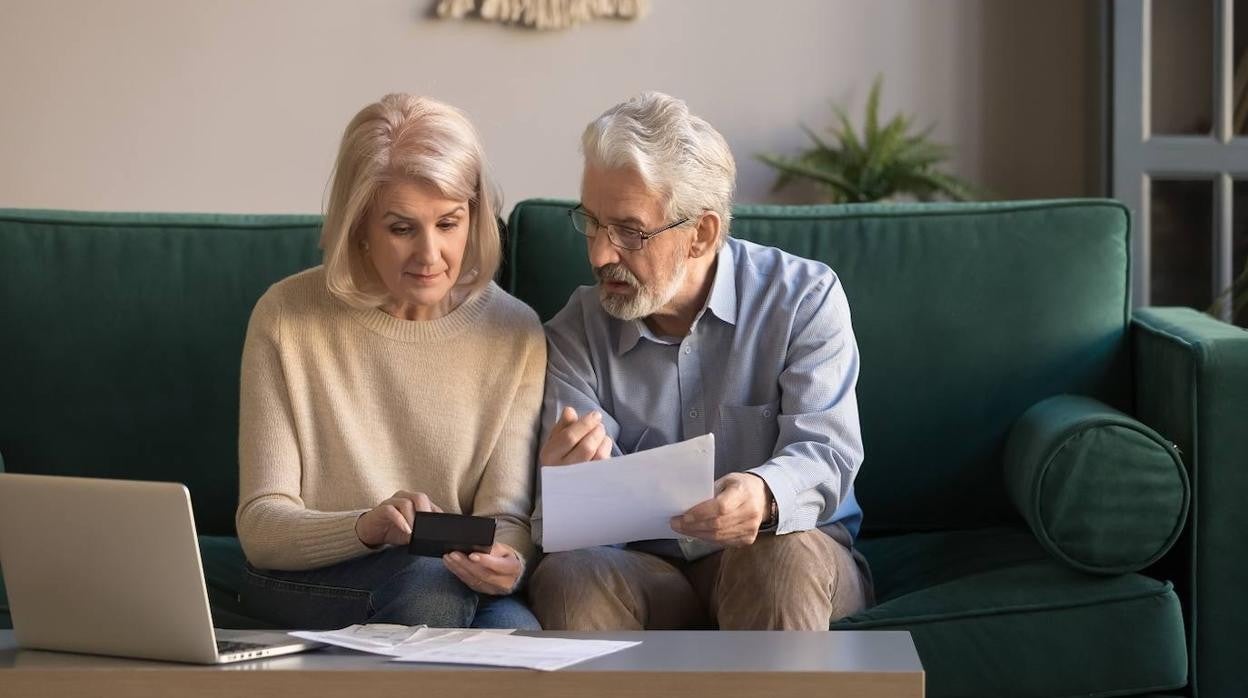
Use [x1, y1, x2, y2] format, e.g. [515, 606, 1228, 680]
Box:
[689, 211, 721, 258]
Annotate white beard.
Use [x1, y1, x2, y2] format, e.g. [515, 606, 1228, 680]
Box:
[596, 255, 688, 321]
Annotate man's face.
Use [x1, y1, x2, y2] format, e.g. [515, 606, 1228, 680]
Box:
[579, 164, 691, 321]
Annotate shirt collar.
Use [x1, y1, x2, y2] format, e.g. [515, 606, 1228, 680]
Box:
[705, 239, 738, 327]
[614, 239, 738, 355]
[618, 315, 645, 354]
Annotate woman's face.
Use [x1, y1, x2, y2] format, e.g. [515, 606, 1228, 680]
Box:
[361, 179, 471, 321]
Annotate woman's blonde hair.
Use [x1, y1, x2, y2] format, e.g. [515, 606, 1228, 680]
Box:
[321, 94, 502, 308]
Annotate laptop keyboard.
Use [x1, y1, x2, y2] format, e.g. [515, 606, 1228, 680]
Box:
[217, 640, 269, 654]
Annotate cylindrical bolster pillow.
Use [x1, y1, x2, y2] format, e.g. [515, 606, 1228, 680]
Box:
[1003, 394, 1189, 575]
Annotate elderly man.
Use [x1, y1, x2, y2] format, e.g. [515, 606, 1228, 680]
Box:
[528, 92, 872, 631]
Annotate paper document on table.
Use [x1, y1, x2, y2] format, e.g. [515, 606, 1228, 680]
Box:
[391, 634, 641, 671]
[540, 433, 715, 552]
[288, 625, 513, 656]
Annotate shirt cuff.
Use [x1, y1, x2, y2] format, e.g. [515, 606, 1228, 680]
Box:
[746, 463, 799, 535]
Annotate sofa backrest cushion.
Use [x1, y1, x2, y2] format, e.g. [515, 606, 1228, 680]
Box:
[0, 209, 322, 536]
[506, 198, 1133, 533]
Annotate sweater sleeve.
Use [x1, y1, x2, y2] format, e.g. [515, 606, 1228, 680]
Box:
[471, 315, 546, 572]
[234, 290, 373, 571]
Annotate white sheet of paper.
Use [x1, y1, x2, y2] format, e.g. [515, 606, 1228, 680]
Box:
[391, 634, 641, 671]
[540, 433, 715, 552]
[391, 628, 514, 654]
[288, 625, 512, 656]
[288, 624, 425, 654]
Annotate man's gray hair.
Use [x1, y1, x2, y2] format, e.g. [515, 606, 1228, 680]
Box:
[582, 92, 736, 243]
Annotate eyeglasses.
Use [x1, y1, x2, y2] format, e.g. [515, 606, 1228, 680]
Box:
[567, 207, 691, 251]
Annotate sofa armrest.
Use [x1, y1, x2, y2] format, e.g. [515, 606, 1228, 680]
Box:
[1132, 307, 1248, 698]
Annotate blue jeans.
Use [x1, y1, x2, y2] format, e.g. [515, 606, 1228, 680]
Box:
[241, 547, 540, 630]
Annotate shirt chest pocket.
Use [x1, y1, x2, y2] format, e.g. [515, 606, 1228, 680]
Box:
[716, 400, 781, 473]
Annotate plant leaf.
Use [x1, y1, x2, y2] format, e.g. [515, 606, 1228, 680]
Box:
[757, 153, 864, 202]
[830, 103, 865, 163]
[800, 123, 837, 154]
[864, 75, 883, 151]
[889, 169, 977, 201]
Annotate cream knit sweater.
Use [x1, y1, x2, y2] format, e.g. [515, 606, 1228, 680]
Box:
[236, 267, 544, 572]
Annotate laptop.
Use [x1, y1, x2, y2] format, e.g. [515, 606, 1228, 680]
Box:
[0, 473, 322, 664]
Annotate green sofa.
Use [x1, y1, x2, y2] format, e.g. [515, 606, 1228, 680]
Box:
[1, 200, 1244, 697]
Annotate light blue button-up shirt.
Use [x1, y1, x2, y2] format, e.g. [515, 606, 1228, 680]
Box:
[534, 237, 864, 558]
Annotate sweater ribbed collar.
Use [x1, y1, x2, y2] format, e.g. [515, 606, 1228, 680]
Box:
[348, 282, 496, 342]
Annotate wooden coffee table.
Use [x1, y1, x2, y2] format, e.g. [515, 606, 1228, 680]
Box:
[0, 628, 924, 697]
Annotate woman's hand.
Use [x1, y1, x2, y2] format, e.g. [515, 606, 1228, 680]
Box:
[443, 542, 524, 595]
[355, 490, 442, 548]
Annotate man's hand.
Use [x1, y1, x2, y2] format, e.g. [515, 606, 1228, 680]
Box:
[670, 473, 771, 547]
[443, 542, 524, 595]
[538, 406, 613, 466]
[355, 490, 443, 548]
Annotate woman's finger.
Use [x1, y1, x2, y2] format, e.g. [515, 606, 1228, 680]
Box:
[447, 552, 515, 594]
[457, 558, 504, 589]
[382, 505, 412, 544]
[444, 554, 496, 593]
[413, 492, 436, 513]
[466, 551, 521, 576]
[395, 490, 437, 514]
[386, 497, 416, 527]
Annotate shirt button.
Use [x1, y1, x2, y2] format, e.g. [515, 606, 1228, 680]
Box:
[683, 346, 692, 355]
[763, 409, 773, 418]
[689, 409, 699, 418]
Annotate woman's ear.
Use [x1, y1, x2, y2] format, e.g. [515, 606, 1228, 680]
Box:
[689, 211, 721, 258]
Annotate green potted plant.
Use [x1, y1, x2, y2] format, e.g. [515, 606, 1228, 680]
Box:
[759, 76, 977, 203]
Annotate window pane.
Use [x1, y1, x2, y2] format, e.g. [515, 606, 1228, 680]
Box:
[1151, 179, 1214, 309]
[1236, 0, 1248, 135]
[1152, 0, 1214, 136]
[1232, 181, 1248, 326]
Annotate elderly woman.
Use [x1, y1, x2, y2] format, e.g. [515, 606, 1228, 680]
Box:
[235, 94, 544, 630]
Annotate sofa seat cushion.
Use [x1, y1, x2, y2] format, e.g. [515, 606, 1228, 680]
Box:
[835, 528, 1187, 698]
[199, 535, 274, 629]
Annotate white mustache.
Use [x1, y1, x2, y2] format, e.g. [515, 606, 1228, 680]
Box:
[594, 263, 639, 287]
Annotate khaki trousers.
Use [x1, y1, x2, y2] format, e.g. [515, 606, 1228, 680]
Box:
[528, 528, 873, 631]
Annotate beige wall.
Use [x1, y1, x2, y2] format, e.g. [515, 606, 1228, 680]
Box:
[0, 0, 1094, 214]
